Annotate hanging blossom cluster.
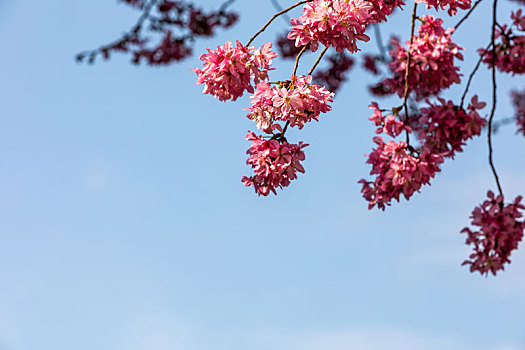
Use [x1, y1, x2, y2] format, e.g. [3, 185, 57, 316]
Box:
[359, 137, 444, 210]
[415, 0, 471, 16]
[359, 95, 487, 210]
[479, 10, 525, 75]
[287, 0, 404, 53]
[462, 191, 525, 276]
[246, 76, 334, 131]
[381, 16, 463, 100]
[416, 96, 487, 157]
[188, 0, 524, 276]
[511, 89, 525, 136]
[193, 41, 277, 101]
[242, 132, 308, 196]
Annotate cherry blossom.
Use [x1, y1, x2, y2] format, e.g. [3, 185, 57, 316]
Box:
[193, 41, 277, 101]
[242, 132, 308, 196]
[287, 0, 375, 53]
[416, 96, 487, 157]
[245, 75, 334, 130]
[359, 137, 444, 210]
[479, 11, 525, 75]
[368, 102, 411, 138]
[462, 191, 525, 276]
[415, 0, 471, 16]
[381, 16, 463, 100]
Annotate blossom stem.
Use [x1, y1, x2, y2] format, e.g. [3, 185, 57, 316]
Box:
[292, 46, 308, 76]
[308, 46, 329, 76]
[454, 0, 483, 31]
[246, 0, 313, 47]
[488, 0, 503, 197]
[399, 2, 418, 134]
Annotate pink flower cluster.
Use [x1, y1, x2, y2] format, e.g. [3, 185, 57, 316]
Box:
[479, 10, 525, 75]
[416, 96, 487, 157]
[368, 102, 411, 137]
[511, 89, 525, 136]
[245, 75, 334, 131]
[415, 0, 471, 16]
[242, 132, 308, 196]
[193, 41, 277, 101]
[462, 191, 525, 276]
[287, 0, 377, 53]
[360, 96, 486, 210]
[359, 137, 444, 210]
[381, 16, 463, 100]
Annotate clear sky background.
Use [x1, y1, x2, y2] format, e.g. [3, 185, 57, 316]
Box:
[0, 0, 524, 349]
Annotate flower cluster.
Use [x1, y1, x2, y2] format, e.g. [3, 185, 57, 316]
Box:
[415, 0, 471, 16]
[381, 16, 463, 100]
[359, 137, 444, 210]
[511, 89, 525, 136]
[246, 76, 334, 131]
[360, 95, 486, 210]
[287, 0, 376, 53]
[416, 96, 487, 157]
[462, 191, 525, 276]
[479, 10, 525, 75]
[368, 102, 411, 137]
[367, 0, 406, 23]
[193, 41, 277, 101]
[242, 132, 308, 196]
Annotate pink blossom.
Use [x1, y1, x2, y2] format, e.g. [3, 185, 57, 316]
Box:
[192, 40, 277, 101]
[381, 16, 463, 100]
[479, 11, 525, 75]
[368, 102, 411, 138]
[415, 0, 471, 16]
[359, 137, 444, 210]
[242, 132, 308, 196]
[416, 96, 487, 157]
[287, 0, 378, 53]
[245, 75, 334, 130]
[462, 191, 525, 276]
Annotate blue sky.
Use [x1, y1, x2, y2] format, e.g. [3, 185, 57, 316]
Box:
[0, 0, 524, 349]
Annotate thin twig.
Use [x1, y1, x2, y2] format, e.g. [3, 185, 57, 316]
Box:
[246, 0, 312, 46]
[454, 0, 483, 31]
[292, 46, 308, 76]
[460, 42, 491, 108]
[487, 0, 503, 197]
[307, 46, 329, 76]
[76, 0, 159, 61]
[401, 2, 418, 144]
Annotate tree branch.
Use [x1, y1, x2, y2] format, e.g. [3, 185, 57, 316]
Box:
[454, 0, 483, 31]
[246, 0, 312, 46]
[487, 0, 503, 197]
[308, 46, 329, 76]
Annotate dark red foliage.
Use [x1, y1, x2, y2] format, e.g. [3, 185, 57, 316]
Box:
[313, 53, 354, 93]
[362, 54, 380, 75]
[78, 0, 238, 65]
